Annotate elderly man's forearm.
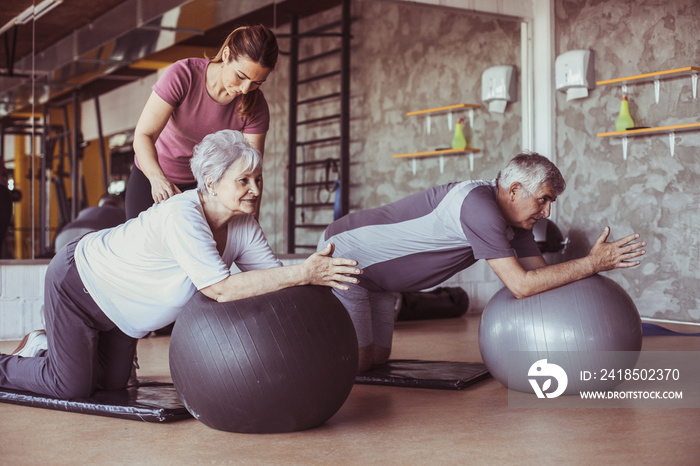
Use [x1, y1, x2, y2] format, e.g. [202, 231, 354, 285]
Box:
[513, 257, 597, 298]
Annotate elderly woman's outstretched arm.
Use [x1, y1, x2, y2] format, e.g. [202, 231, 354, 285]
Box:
[200, 243, 361, 303]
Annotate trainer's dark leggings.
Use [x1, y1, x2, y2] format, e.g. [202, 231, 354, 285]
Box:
[0, 239, 137, 398]
[125, 165, 196, 220]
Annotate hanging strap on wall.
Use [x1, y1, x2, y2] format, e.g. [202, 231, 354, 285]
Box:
[333, 179, 342, 220]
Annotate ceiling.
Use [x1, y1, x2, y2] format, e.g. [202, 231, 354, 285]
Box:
[0, 0, 129, 71]
[0, 0, 342, 120]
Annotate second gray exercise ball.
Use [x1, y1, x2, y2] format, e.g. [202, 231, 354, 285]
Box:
[478, 274, 642, 395]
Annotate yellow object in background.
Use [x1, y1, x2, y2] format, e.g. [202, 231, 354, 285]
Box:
[615, 95, 635, 131]
[451, 117, 467, 149]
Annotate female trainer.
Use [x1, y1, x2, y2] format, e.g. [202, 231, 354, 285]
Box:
[126, 24, 278, 219]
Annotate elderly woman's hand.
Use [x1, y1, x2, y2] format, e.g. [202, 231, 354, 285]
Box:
[302, 243, 362, 290]
[202, 243, 362, 302]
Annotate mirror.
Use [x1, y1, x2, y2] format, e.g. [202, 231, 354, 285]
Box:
[0, 0, 41, 260]
[261, 1, 526, 253]
[1, 0, 530, 261]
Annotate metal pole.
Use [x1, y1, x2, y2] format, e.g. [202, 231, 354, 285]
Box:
[287, 15, 299, 254]
[39, 105, 49, 255]
[94, 95, 109, 193]
[339, 0, 351, 218]
[71, 90, 80, 219]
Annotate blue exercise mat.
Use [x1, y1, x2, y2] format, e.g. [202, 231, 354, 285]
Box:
[642, 323, 700, 336]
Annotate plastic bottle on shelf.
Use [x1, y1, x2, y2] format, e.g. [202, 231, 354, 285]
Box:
[451, 117, 467, 150]
[615, 94, 635, 131]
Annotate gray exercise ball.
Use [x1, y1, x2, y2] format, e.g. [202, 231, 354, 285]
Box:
[170, 286, 358, 433]
[478, 274, 642, 395]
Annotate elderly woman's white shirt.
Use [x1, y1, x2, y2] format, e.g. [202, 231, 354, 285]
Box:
[74, 189, 281, 338]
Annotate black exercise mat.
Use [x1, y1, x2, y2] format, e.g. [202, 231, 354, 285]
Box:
[355, 359, 491, 390]
[0, 381, 191, 422]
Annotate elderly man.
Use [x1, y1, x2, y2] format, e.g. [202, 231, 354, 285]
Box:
[318, 152, 646, 372]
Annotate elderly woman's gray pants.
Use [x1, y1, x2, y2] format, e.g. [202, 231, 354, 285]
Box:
[0, 239, 136, 398]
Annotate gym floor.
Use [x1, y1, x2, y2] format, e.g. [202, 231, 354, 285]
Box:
[1, 313, 699, 464]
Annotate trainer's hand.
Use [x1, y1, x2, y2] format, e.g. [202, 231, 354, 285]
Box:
[150, 175, 181, 203]
[302, 243, 362, 290]
[588, 227, 646, 272]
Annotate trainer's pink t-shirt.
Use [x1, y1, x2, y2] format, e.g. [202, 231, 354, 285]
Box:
[139, 58, 270, 184]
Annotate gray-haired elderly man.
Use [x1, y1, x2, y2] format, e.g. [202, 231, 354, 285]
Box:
[318, 152, 646, 372]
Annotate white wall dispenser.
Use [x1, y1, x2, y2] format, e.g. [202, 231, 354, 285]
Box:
[481, 65, 517, 113]
[555, 49, 595, 101]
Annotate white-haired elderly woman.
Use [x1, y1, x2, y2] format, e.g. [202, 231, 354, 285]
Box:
[0, 129, 361, 399]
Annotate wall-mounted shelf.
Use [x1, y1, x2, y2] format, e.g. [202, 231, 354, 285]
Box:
[407, 103, 480, 133]
[392, 148, 481, 158]
[406, 103, 480, 116]
[596, 66, 699, 86]
[596, 122, 700, 159]
[399, 103, 481, 174]
[596, 67, 700, 159]
[393, 148, 481, 174]
[597, 66, 699, 103]
[596, 122, 700, 138]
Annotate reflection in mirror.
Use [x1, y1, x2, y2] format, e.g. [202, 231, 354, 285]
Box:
[262, 1, 525, 254]
[0, 0, 195, 260]
[1, 0, 530, 261]
[0, 2, 40, 260]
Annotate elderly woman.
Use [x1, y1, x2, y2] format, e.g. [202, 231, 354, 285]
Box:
[0, 130, 361, 399]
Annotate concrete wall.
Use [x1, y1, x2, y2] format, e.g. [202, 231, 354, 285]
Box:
[0, 261, 48, 341]
[260, 1, 523, 253]
[553, 0, 700, 323]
